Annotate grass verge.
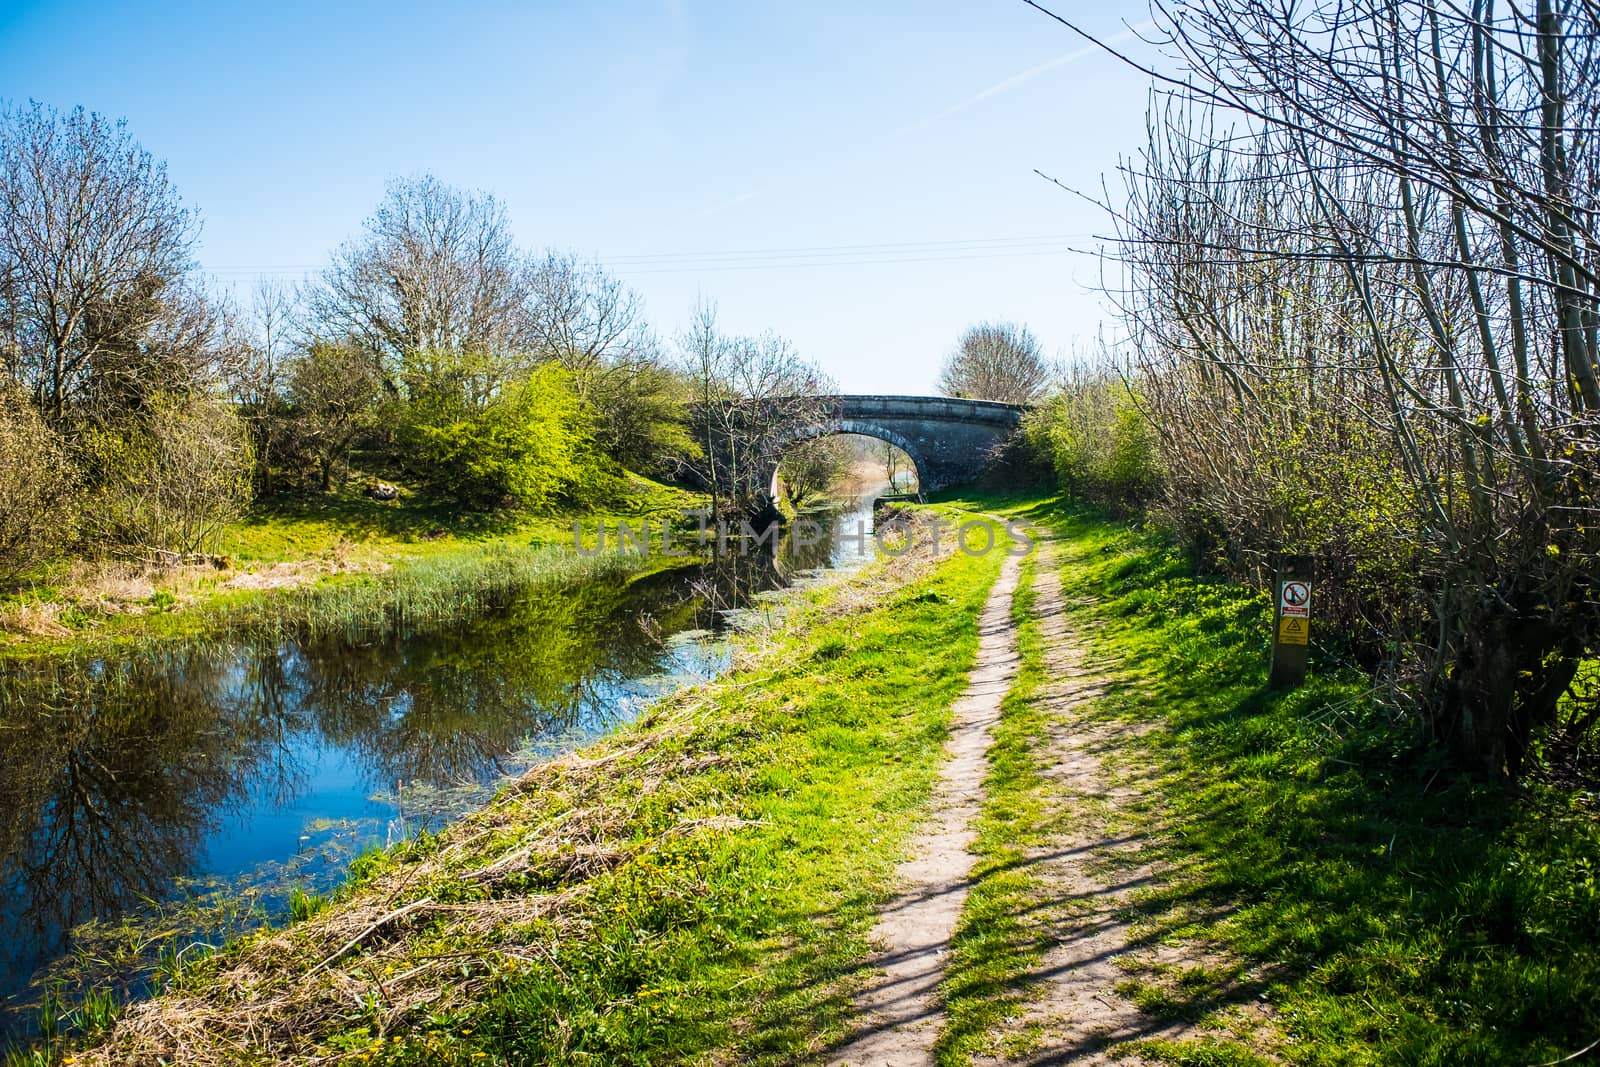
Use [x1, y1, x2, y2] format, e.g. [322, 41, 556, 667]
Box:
[1002, 496, 1600, 1066]
[42, 513, 1013, 1067]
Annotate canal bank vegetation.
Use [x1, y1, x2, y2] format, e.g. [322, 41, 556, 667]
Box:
[1015, 0, 1600, 784]
[1037, 498, 1600, 1064]
[0, 475, 700, 656]
[0, 556, 726, 1045]
[1, 103, 863, 652]
[0, 104, 702, 646]
[42, 516, 1014, 1067]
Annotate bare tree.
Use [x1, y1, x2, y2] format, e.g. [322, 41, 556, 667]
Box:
[306, 175, 535, 388]
[880, 438, 917, 493]
[528, 252, 691, 472]
[677, 301, 834, 518]
[1044, 0, 1600, 776]
[938, 321, 1050, 404]
[228, 278, 299, 492]
[0, 102, 202, 425]
[678, 300, 733, 516]
[527, 251, 648, 375]
[777, 435, 852, 507]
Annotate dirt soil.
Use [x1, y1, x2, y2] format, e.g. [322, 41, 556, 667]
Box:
[828, 552, 1022, 1066]
[972, 543, 1191, 1065]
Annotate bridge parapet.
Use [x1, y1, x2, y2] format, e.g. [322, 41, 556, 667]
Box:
[826, 394, 1026, 427]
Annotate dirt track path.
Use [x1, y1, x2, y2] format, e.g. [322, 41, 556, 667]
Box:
[827, 552, 1023, 1067]
[829, 536, 1270, 1066]
[973, 540, 1184, 1065]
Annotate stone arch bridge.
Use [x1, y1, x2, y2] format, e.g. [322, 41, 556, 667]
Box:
[768, 394, 1026, 496]
[691, 394, 1028, 518]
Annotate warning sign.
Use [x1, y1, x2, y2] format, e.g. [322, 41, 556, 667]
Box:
[1278, 616, 1308, 645]
[1280, 580, 1311, 617]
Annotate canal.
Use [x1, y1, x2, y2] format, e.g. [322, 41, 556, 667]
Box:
[0, 494, 884, 1038]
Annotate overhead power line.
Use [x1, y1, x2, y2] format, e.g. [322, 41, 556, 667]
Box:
[612, 247, 1079, 275]
[600, 233, 1089, 263]
[200, 233, 1094, 280]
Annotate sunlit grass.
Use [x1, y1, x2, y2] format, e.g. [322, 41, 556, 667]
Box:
[1, 474, 704, 657]
[41, 517, 1017, 1066]
[1004, 496, 1600, 1065]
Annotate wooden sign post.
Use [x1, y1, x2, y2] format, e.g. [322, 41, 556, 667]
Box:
[1269, 554, 1313, 690]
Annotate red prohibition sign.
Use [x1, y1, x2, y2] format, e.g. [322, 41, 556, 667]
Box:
[1282, 581, 1310, 607]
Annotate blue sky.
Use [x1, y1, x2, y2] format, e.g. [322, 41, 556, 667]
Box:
[0, 0, 1155, 393]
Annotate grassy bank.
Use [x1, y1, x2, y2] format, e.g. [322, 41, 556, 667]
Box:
[989, 496, 1600, 1065]
[40, 512, 1014, 1066]
[0, 477, 700, 656]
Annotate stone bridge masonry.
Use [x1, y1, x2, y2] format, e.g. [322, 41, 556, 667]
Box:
[765, 394, 1027, 500]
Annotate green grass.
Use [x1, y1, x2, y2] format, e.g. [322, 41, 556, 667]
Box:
[1, 476, 703, 657]
[997, 496, 1600, 1066]
[55, 516, 1018, 1066]
[935, 549, 1064, 1065]
[376, 538, 1006, 1065]
[33, 489, 1600, 1065]
[221, 472, 696, 563]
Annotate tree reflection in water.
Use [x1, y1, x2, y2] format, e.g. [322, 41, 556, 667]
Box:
[0, 497, 872, 1035]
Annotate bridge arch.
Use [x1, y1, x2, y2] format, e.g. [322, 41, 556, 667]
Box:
[767, 419, 929, 500]
[756, 395, 1025, 511]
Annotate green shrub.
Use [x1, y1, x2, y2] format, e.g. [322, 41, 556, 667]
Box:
[77, 393, 253, 559]
[0, 387, 77, 580]
[1029, 377, 1162, 514]
[398, 363, 602, 511]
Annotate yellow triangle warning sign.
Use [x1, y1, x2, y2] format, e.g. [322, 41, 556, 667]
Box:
[1278, 616, 1308, 645]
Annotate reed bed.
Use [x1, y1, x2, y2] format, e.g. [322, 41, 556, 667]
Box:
[207, 541, 640, 644]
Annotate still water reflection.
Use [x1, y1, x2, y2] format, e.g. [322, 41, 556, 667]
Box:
[0, 496, 882, 1035]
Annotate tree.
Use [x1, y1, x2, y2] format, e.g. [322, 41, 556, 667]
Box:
[0, 102, 204, 425]
[397, 362, 593, 511]
[938, 322, 1049, 404]
[228, 278, 299, 493]
[1051, 0, 1600, 776]
[677, 301, 835, 518]
[286, 340, 383, 492]
[527, 251, 647, 376]
[78, 393, 252, 559]
[586, 355, 696, 475]
[777, 436, 851, 507]
[880, 439, 917, 493]
[306, 174, 536, 386]
[679, 300, 733, 517]
[526, 252, 693, 472]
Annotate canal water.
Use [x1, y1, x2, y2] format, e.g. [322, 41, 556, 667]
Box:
[0, 495, 883, 1038]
